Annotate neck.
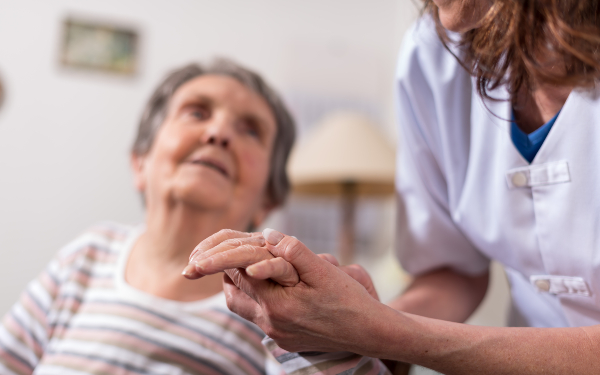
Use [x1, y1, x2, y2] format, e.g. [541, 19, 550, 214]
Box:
[512, 83, 571, 134]
[127, 200, 248, 302]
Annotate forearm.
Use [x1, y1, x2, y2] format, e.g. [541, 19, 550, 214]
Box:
[388, 267, 489, 323]
[358, 304, 600, 374]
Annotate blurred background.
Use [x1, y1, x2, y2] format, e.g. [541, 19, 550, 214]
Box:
[0, 1, 509, 373]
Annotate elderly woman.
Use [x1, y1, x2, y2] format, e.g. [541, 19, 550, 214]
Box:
[189, 0, 600, 374]
[0, 60, 389, 375]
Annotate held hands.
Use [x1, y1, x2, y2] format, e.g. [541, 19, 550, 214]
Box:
[182, 229, 300, 286]
[182, 228, 382, 353]
[182, 228, 379, 300]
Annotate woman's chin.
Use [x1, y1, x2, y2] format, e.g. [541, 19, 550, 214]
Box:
[439, 13, 475, 33]
[436, 0, 490, 33]
[170, 183, 232, 212]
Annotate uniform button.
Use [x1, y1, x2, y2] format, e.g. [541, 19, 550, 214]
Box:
[511, 172, 527, 187]
[535, 279, 551, 292]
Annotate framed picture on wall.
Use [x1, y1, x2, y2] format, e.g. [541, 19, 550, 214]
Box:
[59, 18, 138, 75]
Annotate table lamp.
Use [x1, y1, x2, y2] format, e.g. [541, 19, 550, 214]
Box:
[287, 111, 396, 264]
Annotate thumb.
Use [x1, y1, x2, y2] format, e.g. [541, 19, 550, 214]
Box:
[224, 268, 272, 305]
[222, 273, 263, 323]
[262, 228, 332, 286]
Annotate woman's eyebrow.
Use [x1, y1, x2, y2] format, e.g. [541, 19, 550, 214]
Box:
[244, 112, 268, 126]
[179, 93, 212, 106]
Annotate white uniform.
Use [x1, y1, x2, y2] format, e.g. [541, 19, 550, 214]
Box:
[395, 17, 600, 328]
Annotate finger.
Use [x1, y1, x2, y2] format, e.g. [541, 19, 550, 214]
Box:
[340, 264, 380, 301]
[262, 228, 333, 285]
[246, 257, 299, 287]
[189, 229, 260, 261]
[317, 253, 340, 266]
[184, 234, 265, 279]
[223, 273, 262, 323]
[193, 244, 274, 275]
[182, 263, 204, 280]
[190, 236, 266, 264]
[224, 268, 275, 306]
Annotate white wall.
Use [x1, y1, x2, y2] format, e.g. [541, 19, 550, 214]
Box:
[0, 0, 419, 314]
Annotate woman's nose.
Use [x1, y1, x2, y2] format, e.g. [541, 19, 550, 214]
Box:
[201, 117, 233, 149]
[206, 134, 229, 148]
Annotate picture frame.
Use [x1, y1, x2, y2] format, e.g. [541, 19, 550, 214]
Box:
[59, 18, 138, 75]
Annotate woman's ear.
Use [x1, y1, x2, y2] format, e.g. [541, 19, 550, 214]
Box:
[131, 153, 147, 193]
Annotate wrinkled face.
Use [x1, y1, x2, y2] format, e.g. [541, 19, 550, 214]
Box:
[433, 0, 492, 32]
[132, 75, 277, 230]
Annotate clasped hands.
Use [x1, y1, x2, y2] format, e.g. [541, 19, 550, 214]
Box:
[182, 228, 381, 353]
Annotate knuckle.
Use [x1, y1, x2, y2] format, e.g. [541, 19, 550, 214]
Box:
[240, 244, 258, 255]
[228, 269, 244, 286]
[224, 238, 243, 247]
[219, 229, 240, 240]
[267, 260, 280, 275]
[197, 237, 214, 251]
[225, 295, 236, 310]
[348, 263, 363, 271]
[283, 238, 304, 262]
[272, 257, 286, 267]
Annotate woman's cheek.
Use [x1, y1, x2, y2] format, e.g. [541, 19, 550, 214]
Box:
[240, 149, 270, 186]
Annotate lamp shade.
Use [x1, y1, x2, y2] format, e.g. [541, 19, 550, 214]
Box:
[288, 111, 396, 196]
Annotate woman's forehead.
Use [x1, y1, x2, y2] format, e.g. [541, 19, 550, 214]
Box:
[171, 75, 274, 119]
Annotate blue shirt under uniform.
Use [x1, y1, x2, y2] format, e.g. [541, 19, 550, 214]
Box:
[511, 110, 561, 163]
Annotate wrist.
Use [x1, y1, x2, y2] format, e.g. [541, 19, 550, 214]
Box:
[343, 300, 413, 360]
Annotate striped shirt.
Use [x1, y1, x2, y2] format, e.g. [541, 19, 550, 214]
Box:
[0, 222, 390, 375]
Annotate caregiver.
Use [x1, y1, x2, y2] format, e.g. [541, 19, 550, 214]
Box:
[186, 0, 600, 373]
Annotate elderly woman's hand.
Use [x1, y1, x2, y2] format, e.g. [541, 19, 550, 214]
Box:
[183, 228, 380, 300]
[183, 229, 300, 286]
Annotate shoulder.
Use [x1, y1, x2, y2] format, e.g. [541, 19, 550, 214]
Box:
[54, 221, 135, 268]
[396, 16, 470, 96]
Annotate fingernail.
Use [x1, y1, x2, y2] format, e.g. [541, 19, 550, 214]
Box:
[263, 228, 284, 245]
[181, 264, 196, 277]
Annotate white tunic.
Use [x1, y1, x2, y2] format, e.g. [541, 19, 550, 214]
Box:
[395, 17, 600, 328]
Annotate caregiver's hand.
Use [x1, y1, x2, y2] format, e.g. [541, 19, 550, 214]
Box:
[218, 228, 388, 353]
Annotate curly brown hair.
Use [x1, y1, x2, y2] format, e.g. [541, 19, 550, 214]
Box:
[425, 0, 600, 101]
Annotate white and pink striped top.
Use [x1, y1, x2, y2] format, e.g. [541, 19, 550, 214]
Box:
[0, 222, 390, 375]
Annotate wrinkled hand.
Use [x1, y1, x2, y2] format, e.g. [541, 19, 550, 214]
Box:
[311, 252, 379, 301]
[182, 229, 379, 300]
[186, 228, 384, 353]
[182, 229, 299, 286]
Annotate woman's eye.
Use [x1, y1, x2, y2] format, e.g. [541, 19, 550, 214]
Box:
[189, 106, 210, 120]
[240, 120, 260, 138]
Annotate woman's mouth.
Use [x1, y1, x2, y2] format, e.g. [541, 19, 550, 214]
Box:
[190, 158, 230, 178]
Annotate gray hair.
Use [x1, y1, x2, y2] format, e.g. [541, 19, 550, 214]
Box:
[131, 59, 296, 208]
